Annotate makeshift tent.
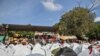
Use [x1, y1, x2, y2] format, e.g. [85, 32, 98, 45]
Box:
[60, 36, 77, 40]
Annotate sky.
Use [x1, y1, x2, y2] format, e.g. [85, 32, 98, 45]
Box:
[0, 0, 100, 26]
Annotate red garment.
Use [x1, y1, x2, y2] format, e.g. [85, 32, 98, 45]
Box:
[89, 48, 93, 54]
[97, 45, 100, 48]
[61, 41, 64, 45]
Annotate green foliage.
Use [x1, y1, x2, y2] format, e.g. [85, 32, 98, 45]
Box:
[8, 31, 14, 37]
[17, 31, 34, 36]
[8, 31, 35, 37]
[86, 24, 100, 39]
[54, 7, 95, 36]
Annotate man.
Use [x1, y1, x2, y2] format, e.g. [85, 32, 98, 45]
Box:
[13, 38, 31, 56]
[0, 48, 9, 56]
[0, 42, 9, 56]
[20, 38, 31, 56]
[29, 40, 45, 56]
[78, 45, 97, 56]
[63, 40, 70, 48]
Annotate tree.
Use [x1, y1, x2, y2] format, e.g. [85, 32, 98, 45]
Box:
[54, 7, 95, 37]
[8, 31, 35, 38]
[89, 0, 100, 11]
[86, 24, 100, 40]
[75, 0, 100, 11]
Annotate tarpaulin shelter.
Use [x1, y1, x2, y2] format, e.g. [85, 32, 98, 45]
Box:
[60, 36, 77, 40]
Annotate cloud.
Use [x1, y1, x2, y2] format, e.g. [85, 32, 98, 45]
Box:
[94, 17, 100, 22]
[42, 0, 62, 11]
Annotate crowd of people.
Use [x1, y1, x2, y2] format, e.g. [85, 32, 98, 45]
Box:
[0, 35, 100, 56]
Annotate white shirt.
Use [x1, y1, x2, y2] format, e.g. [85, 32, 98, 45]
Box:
[78, 48, 96, 56]
[63, 42, 70, 48]
[31, 43, 45, 56]
[72, 43, 80, 51]
[50, 43, 60, 52]
[13, 44, 31, 56]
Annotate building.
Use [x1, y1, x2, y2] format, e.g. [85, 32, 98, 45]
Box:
[2, 24, 56, 35]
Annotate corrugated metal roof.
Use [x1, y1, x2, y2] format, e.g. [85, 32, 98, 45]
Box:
[2, 24, 56, 32]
